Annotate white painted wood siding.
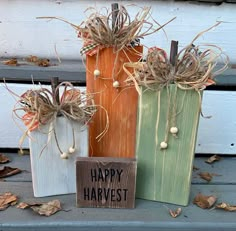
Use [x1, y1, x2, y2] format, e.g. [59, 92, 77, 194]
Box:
[0, 1, 235, 62]
[0, 1, 236, 154]
[1, 84, 236, 154]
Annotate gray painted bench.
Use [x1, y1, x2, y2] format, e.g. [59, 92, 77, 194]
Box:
[1, 61, 236, 231]
[1, 153, 236, 231]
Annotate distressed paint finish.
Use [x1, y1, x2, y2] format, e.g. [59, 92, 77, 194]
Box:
[0, 1, 235, 62]
[136, 85, 200, 206]
[76, 157, 137, 208]
[86, 47, 142, 158]
[1, 84, 236, 155]
[29, 117, 88, 197]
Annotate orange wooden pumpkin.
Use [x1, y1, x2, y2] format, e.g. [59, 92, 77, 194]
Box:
[86, 46, 143, 158]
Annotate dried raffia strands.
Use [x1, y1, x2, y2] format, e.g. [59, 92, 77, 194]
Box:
[124, 22, 228, 93]
[37, 6, 175, 53]
[124, 22, 228, 146]
[37, 5, 175, 158]
[37, 6, 175, 77]
[6, 81, 99, 154]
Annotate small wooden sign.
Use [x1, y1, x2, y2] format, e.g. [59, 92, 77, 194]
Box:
[76, 157, 137, 208]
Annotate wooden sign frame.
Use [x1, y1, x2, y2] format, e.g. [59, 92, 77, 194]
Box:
[76, 157, 137, 208]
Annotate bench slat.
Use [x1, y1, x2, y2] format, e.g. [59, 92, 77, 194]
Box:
[0, 182, 236, 231]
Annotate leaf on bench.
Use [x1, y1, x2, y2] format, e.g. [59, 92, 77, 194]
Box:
[193, 193, 217, 209]
[2, 58, 18, 66]
[205, 155, 221, 164]
[198, 172, 221, 182]
[169, 208, 182, 218]
[17, 200, 61, 216]
[0, 192, 18, 211]
[216, 203, 236, 212]
[0, 154, 10, 164]
[0, 166, 22, 178]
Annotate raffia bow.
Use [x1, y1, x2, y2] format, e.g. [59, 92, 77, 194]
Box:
[10, 82, 97, 153]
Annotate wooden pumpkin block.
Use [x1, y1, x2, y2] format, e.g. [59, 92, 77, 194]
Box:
[136, 85, 201, 206]
[29, 117, 88, 197]
[86, 46, 143, 158]
[76, 157, 137, 208]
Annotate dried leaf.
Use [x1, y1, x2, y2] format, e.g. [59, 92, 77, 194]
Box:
[169, 208, 182, 218]
[3, 58, 18, 66]
[215, 203, 236, 212]
[193, 165, 199, 171]
[37, 59, 50, 67]
[0, 192, 18, 211]
[26, 55, 39, 63]
[193, 193, 217, 209]
[16, 201, 42, 209]
[0, 154, 10, 164]
[205, 155, 221, 164]
[17, 200, 61, 216]
[0, 166, 22, 178]
[198, 172, 213, 182]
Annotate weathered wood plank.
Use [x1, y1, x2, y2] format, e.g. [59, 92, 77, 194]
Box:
[86, 47, 142, 158]
[0, 1, 236, 63]
[0, 59, 85, 83]
[76, 157, 137, 208]
[0, 153, 31, 182]
[2, 153, 235, 185]
[1, 182, 236, 231]
[29, 117, 88, 197]
[136, 85, 201, 206]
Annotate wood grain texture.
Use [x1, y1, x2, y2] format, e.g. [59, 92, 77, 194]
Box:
[76, 157, 137, 208]
[29, 117, 88, 197]
[136, 85, 201, 206]
[0, 1, 236, 62]
[86, 47, 142, 158]
[2, 181, 236, 231]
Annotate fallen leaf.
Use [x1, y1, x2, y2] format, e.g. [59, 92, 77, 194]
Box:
[25, 56, 51, 67]
[17, 200, 61, 216]
[215, 203, 236, 212]
[193, 165, 199, 171]
[16, 201, 42, 209]
[169, 208, 182, 218]
[198, 172, 212, 182]
[193, 193, 217, 209]
[198, 172, 221, 182]
[0, 192, 18, 211]
[0, 166, 22, 178]
[198, 172, 213, 182]
[26, 55, 39, 63]
[2, 58, 18, 66]
[205, 155, 221, 164]
[37, 58, 50, 67]
[0, 154, 10, 164]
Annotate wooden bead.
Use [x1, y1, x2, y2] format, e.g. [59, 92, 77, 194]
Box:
[60, 152, 69, 159]
[113, 81, 120, 88]
[170, 127, 178, 134]
[93, 69, 100, 77]
[160, 141, 168, 149]
[69, 147, 75, 154]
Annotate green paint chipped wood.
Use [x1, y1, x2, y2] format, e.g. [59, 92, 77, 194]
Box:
[136, 85, 201, 206]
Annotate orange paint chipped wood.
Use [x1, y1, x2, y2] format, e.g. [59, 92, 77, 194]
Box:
[86, 46, 143, 158]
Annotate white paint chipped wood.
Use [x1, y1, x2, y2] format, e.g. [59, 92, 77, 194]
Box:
[1, 84, 236, 154]
[0, 1, 235, 62]
[29, 117, 88, 197]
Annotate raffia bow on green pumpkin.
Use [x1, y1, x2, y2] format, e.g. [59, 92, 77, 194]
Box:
[11, 82, 97, 157]
[123, 22, 228, 149]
